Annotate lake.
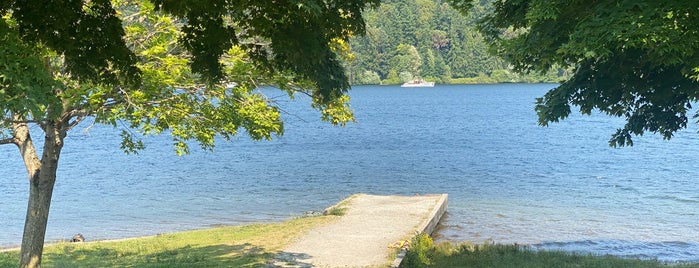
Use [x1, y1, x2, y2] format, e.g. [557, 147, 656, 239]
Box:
[1, 84, 698, 262]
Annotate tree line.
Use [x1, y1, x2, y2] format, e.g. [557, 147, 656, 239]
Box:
[344, 0, 567, 85]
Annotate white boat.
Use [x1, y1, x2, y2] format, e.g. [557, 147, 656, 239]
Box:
[401, 79, 435, 88]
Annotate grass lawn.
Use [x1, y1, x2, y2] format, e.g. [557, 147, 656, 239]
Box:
[0, 216, 337, 268]
[4, 217, 698, 268]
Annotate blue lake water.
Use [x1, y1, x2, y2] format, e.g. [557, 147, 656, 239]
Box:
[1, 84, 699, 262]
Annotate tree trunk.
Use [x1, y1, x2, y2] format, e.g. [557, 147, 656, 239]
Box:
[16, 120, 66, 268]
[19, 170, 57, 268]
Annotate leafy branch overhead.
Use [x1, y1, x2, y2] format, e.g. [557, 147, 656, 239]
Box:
[3, 1, 378, 267]
[2, 0, 377, 153]
[450, 0, 699, 146]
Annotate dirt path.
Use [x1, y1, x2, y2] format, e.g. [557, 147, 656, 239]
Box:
[272, 193, 447, 268]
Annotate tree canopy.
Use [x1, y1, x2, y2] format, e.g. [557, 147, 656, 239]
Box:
[1, 0, 377, 267]
[449, 0, 699, 146]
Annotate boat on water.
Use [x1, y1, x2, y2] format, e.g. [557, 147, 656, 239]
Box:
[401, 79, 435, 88]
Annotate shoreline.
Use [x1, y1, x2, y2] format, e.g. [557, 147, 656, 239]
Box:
[0, 196, 355, 253]
[4, 223, 699, 265]
[0, 219, 287, 253]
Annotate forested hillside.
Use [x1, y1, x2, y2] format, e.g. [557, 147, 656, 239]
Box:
[346, 0, 567, 85]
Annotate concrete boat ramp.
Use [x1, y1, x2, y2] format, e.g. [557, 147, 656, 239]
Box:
[273, 193, 448, 267]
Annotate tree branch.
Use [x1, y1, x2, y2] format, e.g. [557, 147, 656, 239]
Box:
[63, 109, 89, 131]
[1, 118, 44, 125]
[0, 137, 15, 145]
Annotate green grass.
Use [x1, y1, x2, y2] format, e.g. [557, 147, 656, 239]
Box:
[403, 234, 699, 268]
[323, 193, 357, 216]
[0, 251, 17, 268]
[6, 216, 697, 268]
[0, 216, 337, 268]
[325, 206, 347, 216]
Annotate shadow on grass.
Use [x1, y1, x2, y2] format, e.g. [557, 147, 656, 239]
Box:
[269, 252, 314, 268]
[42, 243, 278, 268]
[0, 247, 319, 268]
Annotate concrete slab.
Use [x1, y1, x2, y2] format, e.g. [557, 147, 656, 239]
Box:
[273, 193, 448, 268]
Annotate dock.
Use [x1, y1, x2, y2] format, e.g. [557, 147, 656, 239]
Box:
[274, 193, 448, 267]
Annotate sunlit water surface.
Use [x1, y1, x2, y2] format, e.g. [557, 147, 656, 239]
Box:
[2, 84, 698, 262]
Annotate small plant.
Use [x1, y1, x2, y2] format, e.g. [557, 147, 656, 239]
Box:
[324, 206, 347, 216]
[402, 233, 434, 267]
[323, 195, 356, 216]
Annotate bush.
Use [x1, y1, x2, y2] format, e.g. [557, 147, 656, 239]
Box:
[402, 233, 433, 267]
[356, 70, 381, 85]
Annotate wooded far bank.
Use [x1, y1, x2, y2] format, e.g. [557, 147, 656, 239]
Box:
[343, 0, 570, 85]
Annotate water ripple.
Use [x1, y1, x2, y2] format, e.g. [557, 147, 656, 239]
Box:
[533, 240, 699, 263]
[2, 84, 699, 263]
